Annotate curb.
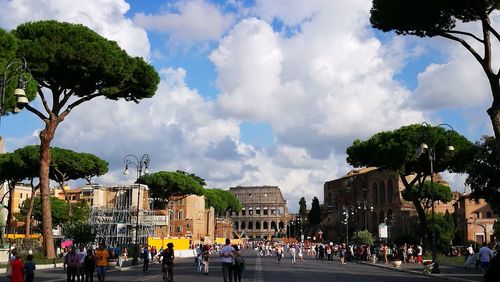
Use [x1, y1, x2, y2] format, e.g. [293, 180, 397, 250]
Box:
[359, 261, 480, 282]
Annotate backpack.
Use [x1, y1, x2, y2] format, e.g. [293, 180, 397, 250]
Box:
[162, 249, 173, 264]
[234, 255, 245, 266]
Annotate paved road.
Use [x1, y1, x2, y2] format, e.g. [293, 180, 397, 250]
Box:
[0, 250, 469, 282]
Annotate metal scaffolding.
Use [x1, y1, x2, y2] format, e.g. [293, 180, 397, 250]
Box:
[87, 184, 156, 248]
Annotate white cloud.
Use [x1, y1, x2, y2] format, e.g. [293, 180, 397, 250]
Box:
[0, 0, 150, 58]
[5, 1, 498, 213]
[134, 0, 235, 44]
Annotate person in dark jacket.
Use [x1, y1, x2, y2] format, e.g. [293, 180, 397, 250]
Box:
[24, 254, 35, 282]
[84, 249, 96, 282]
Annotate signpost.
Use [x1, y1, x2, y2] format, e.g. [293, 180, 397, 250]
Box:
[379, 223, 388, 243]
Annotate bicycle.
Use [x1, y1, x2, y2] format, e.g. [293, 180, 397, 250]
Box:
[162, 263, 173, 282]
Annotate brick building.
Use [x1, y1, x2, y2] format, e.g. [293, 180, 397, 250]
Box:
[229, 186, 291, 240]
[454, 194, 498, 244]
[322, 167, 457, 242]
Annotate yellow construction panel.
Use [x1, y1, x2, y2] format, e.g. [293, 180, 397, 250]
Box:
[3, 234, 42, 239]
[147, 237, 190, 250]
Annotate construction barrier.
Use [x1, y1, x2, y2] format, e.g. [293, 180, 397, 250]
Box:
[147, 237, 190, 250]
[3, 234, 42, 239]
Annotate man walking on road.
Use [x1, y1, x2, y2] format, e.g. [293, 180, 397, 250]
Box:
[96, 242, 109, 282]
[220, 238, 235, 282]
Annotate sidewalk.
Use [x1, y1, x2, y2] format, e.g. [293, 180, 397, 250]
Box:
[360, 260, 484, 282]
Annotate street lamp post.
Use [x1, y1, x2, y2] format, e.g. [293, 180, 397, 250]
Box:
[123, 154, 150, 265]
[342, 205, 355, 243]
[357, 200, 373, 230]
[0, 57, 30, 244]
[0, 57, 30, 118]
[417, 122, 455, 274]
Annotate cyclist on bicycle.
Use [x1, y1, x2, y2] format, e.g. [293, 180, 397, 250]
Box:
[160, 243, 174, 282]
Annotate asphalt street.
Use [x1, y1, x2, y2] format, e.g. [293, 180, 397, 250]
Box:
[0, 250, 443, 282]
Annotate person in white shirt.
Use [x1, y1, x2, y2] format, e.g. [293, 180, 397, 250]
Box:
[220, 239, 235, 282]
[478, 242, 491, 273]
[76, 245, 87, 281]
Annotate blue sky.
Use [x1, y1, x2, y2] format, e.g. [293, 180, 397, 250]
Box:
[0, 0, 498, 212]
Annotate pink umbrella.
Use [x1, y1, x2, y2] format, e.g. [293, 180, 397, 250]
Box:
[61, 239, 73, 248]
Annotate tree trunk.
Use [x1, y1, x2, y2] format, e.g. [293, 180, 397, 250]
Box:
[59, 182, 73, 222]
[39, 119, 60, 259]
[487, 99, 500, 148]
[24, 185, 37, 238]
[5, 181, 14, 235]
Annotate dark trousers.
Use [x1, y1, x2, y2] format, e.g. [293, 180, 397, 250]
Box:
[67, 266, 77, 282]
[143, 259, 150, 271]
[222, 262, 233, 282]
[25, 273, 34, 282]
[85, 270, 94, 282]
[232, 265, 241, 282]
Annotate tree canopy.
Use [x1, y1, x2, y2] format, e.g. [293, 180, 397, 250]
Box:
[346, 124, 473, 247]
[299, 197, 307, 219]
[308, 197, 322, 226]
[370, 1, 500, 146]
[203, 188, 242, 215]
[465, 136, 500, 212]
[137, 171, 205, 202]
[402, 181, 453, 210]
[2, 20, 160, 258]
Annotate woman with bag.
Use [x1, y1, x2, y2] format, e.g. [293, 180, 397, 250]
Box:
[232, 245, 244, 282]
[9, 249, 24, 282]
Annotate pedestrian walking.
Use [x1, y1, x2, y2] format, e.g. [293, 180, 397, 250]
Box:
[77, 245, 86, 281]
[95, 243, 109, 282]
[24, 254, 35, 282]
[232, 245, 244, 282]
[220, 238, 235, 282]
[84, 249, 96, 282]
[478, 242, 492, 274]
[9, 249, 24, 282]
[289, 245, 296, 264]
[142, 245, 151, 272]
[202, 244, 210, 275]
[64, 246, 79, 282]
[276, 245, 283, 263]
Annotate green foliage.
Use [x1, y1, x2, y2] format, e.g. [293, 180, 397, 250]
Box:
[0, 29, 37, 115]
[137, 171, 205, 201]
[351, 230, 374, 245]
[49, 146, 109, 184]
[308, 197, 322, 226]
[346, 124, 473, 175]
[12, 20, 159, 101]
[402, 181, 453, 210]
[62, 222, 96, 245]
[428, 211, 455, 252]
[494, 220, 500, 240]
[370, 0, 499, 37]
[299, 197, 307, 219]
[176, 170, 206, 186]
[70, 200, 90, 223]
[20, 196, 69, 226]
[204, 188, 242, 215]
[465, 136, 500, 213]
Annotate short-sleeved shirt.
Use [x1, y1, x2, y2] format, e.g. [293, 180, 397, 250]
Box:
[96, 249, 109, 266]
[220, 245, 234, 264]
[479, 247, 491, 262]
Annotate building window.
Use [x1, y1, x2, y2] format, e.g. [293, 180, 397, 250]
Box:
[256, 209, 261, 215]
[271, 209, 276, 215]
[387, 180, 394, 203]
[379, 181, 386, 204]
[234, 222, 239, 230]
[271, 221, 277, 230]
[256, 222, 261, 229]
[263, 221, 268, 229]
[177, 211, 183, 220]
[241, 210, 246, 216]
[248, 221, 253, 229]
[169, 226, 173, 232]
[241, 222, 246, 229]
[263, 209, 268, 215]
[249, 210, 253, 215]
[373, 183, 379, 204]
[177, 225, 182, 232]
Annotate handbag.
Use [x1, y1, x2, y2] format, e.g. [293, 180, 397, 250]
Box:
[6, 261, 12, 278]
